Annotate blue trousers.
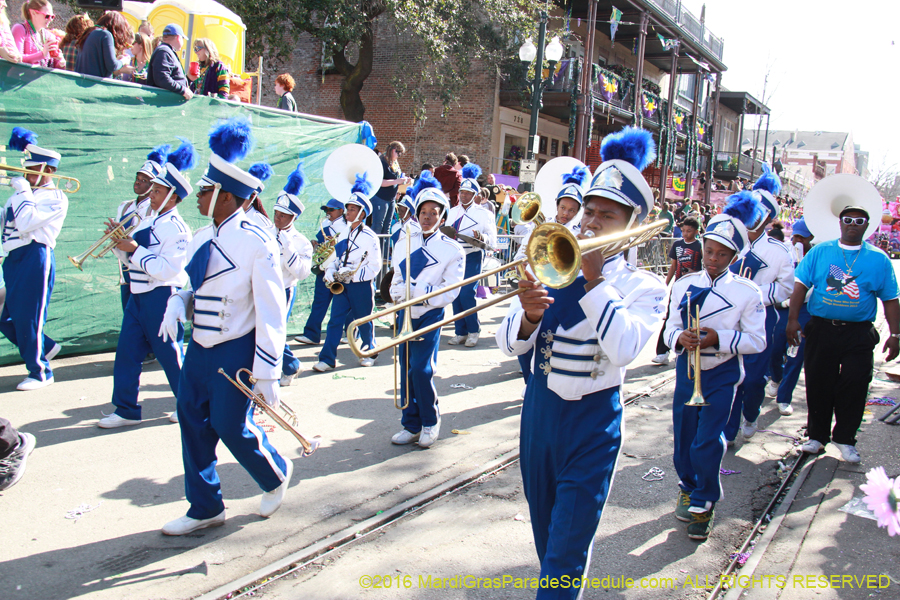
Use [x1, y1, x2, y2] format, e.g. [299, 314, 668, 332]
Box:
[518, 348, 534, 383]
[177, 330, 289, 520]
[452, 250, 482, 336]
[111, 286, 184, 420]
[318, 280, 375, 367]
[725, 305, 777, 440]
[399, 308, 443, 433]
[521, 380, 622, 599]
[120, 265, 132, 311]
[768, 307, 789, 383]
[0, 242, 57, 381]
[776, 304, 811, 406]
[283, 286, 300, 377]
[301, 273, 333, 344]
[673, 355, 743, 507]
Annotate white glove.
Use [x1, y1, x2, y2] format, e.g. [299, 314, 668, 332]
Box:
[338, 266, 353, 279]
[253, 378, 280, 409]
[158, 295, 186, 343]
[11, 177, 30, 193]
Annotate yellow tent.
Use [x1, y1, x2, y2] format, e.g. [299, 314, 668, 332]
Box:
[122, 0, 247, 76]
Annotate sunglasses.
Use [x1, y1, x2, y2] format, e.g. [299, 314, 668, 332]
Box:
[194, 46, 204, 52]
[37, 11, 54, 20]
[841, 216, 868, 226]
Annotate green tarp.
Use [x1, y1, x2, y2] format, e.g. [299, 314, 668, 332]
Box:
[0, 61, 363, 364]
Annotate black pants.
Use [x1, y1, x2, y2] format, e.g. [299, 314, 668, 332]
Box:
[803, 317, 879, 446]
[656, 302, 672, 355]
[0, 418, 20, 459]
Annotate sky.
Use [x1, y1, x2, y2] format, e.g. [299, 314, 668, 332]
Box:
[688, 0, 899, 175]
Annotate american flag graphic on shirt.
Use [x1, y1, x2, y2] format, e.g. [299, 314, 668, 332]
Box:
[827, 264, 860, 300]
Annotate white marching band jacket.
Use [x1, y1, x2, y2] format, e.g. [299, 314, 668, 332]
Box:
[321, 215, 348, 240]
[389, 230, 465, 319]
[245, 206, 277, 235]
[738, 232, 795, 307]
[446, 202, 497, 255]
[324, 224, 381, 284]
[278, 227, 313, 289]
[126, 207, 191, 293]
[497, 256, 667, 400]
[1, 183, 68, 252]
[112, 197, 151, 284]
[176, 210, 286, 381]
[664, 269, 767, 371]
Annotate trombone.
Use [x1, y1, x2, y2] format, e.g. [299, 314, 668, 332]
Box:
[684, 291, 710, 407]
[68, 217, 140, 271]
[510, 192, 545, 225]
[218, 368, 320, 457]
[0, 163, 81, 193]
[348, 219, 668, 359]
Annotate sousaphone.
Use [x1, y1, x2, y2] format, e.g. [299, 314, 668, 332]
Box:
[531, 156, 591, 228]
[322, 143, 384, 204]
[803, 174, 882, 242]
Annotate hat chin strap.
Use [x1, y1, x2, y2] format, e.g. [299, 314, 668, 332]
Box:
[153, 187, 175, 217]
[207, 184, 222, 219]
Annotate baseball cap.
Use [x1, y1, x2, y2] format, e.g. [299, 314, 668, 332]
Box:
[839, 205, 870, 220]
[162, 24, 186, 38]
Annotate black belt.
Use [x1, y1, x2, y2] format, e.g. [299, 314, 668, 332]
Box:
[811, 316, 870, 327]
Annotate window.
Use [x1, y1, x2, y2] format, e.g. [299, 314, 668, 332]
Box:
[678, 73, 696, 100]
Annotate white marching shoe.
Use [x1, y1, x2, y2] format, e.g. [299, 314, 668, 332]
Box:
[17, 377, 53, 391]
[359, 357, 375, 367]
[45, 343, 62, 361]
[280, 372, 297, 387]
[98, 413, 142, 429]
[260, 459, 294, 518]
[464, 332, 480, 347]
[162, 510, 226, 535]
[312, 362, 333, 372]
[800, 439, 824, 454]
[778, 403, 794, 415]
[418, 418, 442, 448]
[832, 442, 861, 464]
[651, 353, 670, 365]
[740, 417, 757, 439]
[391, 429, 421, 445]
[765, 379, 779, 398]
[168, 411, 179, 423]
[447, 335, 466, 345]
[294, 335, 318, 345]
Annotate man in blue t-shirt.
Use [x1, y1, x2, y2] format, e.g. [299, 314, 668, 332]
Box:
[786, 206, 900, 463]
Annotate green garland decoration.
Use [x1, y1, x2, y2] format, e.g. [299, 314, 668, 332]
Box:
[568, 58, 581, 150]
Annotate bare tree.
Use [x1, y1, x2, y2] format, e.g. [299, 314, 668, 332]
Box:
[870, 158, 900, 200]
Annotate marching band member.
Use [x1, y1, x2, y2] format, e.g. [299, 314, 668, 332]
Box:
[496, 128, 666, 597]
[313, 175, 381, 371]
[97, 139, 196, 428]
[272, 161, 313, 387]
[389, 173, 464, 448]
[0, 127, 67, 391]
[664, 192, 767, 540]
[296, 199, 348, 345]
[245, 162, 277, 234]
[389, 193, 421, 259]
[723, 166, 794, 444]
[158, 116, 293, 535]
[446, 163, 496, 348]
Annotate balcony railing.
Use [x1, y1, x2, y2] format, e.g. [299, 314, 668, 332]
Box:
[647, 0, 725, 61]
[713, 152, 766, 180]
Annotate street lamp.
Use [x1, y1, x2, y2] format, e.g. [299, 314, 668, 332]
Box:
[519, 11, 562, 190]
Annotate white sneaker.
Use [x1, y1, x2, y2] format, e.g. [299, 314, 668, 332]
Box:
[765, 380, 779, 398]
[162, 510, 226, 535]
[391, 429, 421, 445]
[832, 442, 861, 464]
[359, 357, 375, 367]
[340, 336, 349, 344]
[17, 377, 53, 391]
[45, 343, 62, 361]
[521, 385, 527, 399]
[260, 459, 294, 518]
[740, 417, 757, 439]
[651, 353, 670, 365]
[294, 335, 318, 345]
[168, 411, 179, 423]
[447, 335, 466, 345]
[312, 361, 333, 372]
[726, 439, 735, 448]
[464, 332, 480, 347]
[800, 439, 824, 454]
[418, 418, 442, 448]
[778, 403, 794, 415]
[142, 353, 157, 365]
[98, 413, 142, 429]
[280, 373, 296, 387]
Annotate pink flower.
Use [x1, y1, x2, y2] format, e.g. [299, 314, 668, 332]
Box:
[860, 467, 900, 536]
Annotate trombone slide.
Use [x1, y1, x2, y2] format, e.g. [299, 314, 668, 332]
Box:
[0, 163, 80, 192]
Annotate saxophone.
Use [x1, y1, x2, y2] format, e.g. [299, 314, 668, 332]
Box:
[312, 221, 338, 273]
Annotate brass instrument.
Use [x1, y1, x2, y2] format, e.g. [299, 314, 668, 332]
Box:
[510, 192, 546, 225]
[68, 219, 140, 271]
[329, 250, 368, 294]
[0, 163, 81, 193]
[684, 291, 710, 407]
[348, 219, 668, 358]
[311, 222, 338, 271]
[218, 368, 320, 457]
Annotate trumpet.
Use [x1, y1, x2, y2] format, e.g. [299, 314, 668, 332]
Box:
[0, 163, 81, 193]
[68, 218, 139, 271]
[510, 192, 545, 225]
[218, 368, 320, 457]
[684, 291, 710, 407]
[328, 251, 368, 294]
[348, 219, 668, 358]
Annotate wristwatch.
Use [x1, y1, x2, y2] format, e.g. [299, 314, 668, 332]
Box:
[891, 333, 900, 339]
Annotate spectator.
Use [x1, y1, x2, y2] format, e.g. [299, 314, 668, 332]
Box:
[138, 19, 153, 37]
[372, 141, 412, 235]
[151, 35, 161, 52]
[420, 163, 434, 177]
[658, 202, 675, 235]
[0, 0, 23, 63]
[12, 0, 64, 69]
[457, 154, 469, 171]
[128, 32, 151, 84]
[189, 38, 229, 98]
[653, 216, 702, 364]
[74, 11, 133, 79]
[768, 222, 785, 242]
[275, 73, 297, 112]
[58, 13, 91, 71]
[434, 153, 463, 207]
[146, 24, 192, 100]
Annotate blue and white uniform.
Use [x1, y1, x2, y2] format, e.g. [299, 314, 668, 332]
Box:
[445, 201, 496, 337]
[112, 197, 151, 310]
[389, 217, 421, 267]
[278, 226, 312, 376]
[245, 205, 277, 235]
[390, 228, 463, 433]
[301, 213, 348, 343]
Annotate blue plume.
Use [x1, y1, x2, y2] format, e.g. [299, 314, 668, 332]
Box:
[167, 137, 198, 172]
[359, 121, 377, 150]
[600, 127, 657, 171]
[461, 163, 482, 180]
[410, 170, 440, 199]
[9, 127, 37, 152]
[147, 144, 170, 166]
[283, 161, 306, 196]
[752, 163, 782, 196]
[351, 172, 372, 196]
[249, 162, 274, 183]
[208, 115, 253, 163]
[723, 191, 765, 227]
[562, 165, 590, 186]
